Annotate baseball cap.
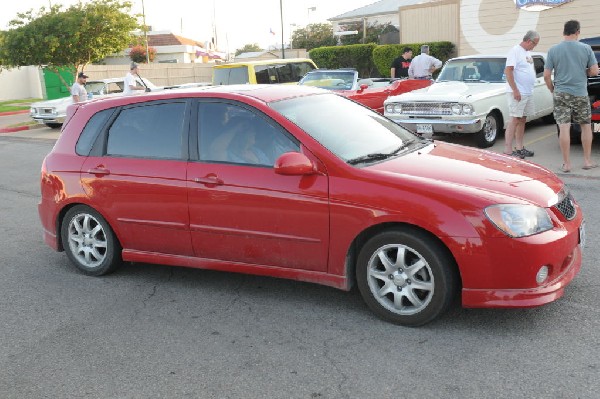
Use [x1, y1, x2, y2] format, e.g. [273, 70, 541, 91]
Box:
[78, 72, 89, 78]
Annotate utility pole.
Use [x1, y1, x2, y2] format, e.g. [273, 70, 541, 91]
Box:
[142, 0, 150, 63]
[280, 0, 285, 59]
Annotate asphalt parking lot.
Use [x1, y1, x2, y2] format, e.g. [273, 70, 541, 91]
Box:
[1, 114, 599, 398]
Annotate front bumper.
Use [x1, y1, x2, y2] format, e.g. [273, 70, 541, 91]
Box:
[386, 116, 484, 134]
[32, 115, 65, 125]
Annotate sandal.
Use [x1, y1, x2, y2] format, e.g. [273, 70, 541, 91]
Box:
[582, 163, 599, 170]
[560, 164, 571, 173]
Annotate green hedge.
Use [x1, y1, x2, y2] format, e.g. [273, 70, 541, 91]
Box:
[309, 41, 455, 78]
[309, 43, 378, 78]
[373, 42, 455, 77]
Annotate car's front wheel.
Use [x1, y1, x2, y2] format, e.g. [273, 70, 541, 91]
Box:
[356, 228, 458, 327]
[61, 205, 122, 276]
[474, 112, 500, 148]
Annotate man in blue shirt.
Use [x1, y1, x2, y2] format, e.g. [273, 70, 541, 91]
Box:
[544, 20, 599, 172]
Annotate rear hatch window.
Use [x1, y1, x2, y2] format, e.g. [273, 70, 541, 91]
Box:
[213, 66, 250, 85]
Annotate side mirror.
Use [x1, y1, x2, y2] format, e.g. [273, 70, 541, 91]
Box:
[274, 152, 317, 176]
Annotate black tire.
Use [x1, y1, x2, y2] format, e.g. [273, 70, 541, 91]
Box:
[356, 228, 458, 327]
[61, 205, 122, 276]
[45, 123, 62, 129]
[474, 112, 500, 148]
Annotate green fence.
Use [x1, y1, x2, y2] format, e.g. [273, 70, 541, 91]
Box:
[42, 67, 76, 100]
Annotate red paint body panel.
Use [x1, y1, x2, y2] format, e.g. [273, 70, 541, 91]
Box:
[38, 85, 583, 310]
[338, 79, 432, 114]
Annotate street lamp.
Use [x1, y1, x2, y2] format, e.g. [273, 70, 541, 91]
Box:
[307, 6, 316, 23]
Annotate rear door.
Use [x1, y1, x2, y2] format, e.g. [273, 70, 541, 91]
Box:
[80, 100, 193, 256]
[532, 56, 553, 118]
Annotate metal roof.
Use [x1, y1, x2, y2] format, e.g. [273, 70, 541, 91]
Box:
[329, 0, 436, 21]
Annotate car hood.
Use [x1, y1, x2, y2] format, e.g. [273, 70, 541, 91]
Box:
[366, 142, 561, 206]
[34, 96, 73, 108]
[386, 81, 504, 103]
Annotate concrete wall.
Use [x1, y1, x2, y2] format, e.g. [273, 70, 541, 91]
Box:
[0, 66, 44, 101]
[459, 0, 600, 56]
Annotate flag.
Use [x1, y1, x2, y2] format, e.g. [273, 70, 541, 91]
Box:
[269, 27, 276, 36]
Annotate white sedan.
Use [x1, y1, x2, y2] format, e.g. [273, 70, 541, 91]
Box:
[384, 54, 554, 147]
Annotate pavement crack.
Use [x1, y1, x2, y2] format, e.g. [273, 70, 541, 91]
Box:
[0, 184, 39, 198]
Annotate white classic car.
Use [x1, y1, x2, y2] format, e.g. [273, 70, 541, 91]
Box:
[30, 77, 208, 128]
[384, 54, 554, 147]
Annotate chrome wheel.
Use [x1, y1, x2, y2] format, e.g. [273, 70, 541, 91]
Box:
[356, 229, 458, 326]
[67, 212, 107, 268]
[475, 113, 500, 148]
[366, 244, 434, 316]
[61, 205, 121, 276]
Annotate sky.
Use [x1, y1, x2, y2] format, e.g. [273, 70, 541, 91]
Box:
[0, 0, 377, 53]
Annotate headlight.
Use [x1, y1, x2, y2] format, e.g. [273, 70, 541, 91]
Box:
[30, 107, 36, 115]
[462, 104, 474, 114]
[484, 204, 553, 238]
[385, 104, 394, 114]
[451, 104, 462, 114]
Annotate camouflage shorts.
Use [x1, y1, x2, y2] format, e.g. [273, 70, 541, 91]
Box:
[553, 92, 591, 124]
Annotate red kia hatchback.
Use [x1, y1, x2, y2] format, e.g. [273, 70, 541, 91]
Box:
[38, 85, 584, 326]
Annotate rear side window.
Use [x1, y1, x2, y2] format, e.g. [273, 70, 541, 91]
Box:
[75, 108, 115, 156]
[254, 62, 316, 84]
[213, 67, 250, 85]
[106, 102, 186, 159]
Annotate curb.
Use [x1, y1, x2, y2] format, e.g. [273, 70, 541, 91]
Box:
[0, 124, 45, 134]
[0, 110, 29, 117]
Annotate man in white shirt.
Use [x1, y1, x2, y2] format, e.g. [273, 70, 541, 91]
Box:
[408, 45, 442, 79]
[71, 72, 88, 103]
[503, 30, 540, 158]
[123, 62, 148, 95]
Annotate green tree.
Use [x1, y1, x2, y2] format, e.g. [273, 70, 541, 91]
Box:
[0, 0, 139, 89]
[129, 45, 157, 63]
[235, 43, 263, 56]
[291, 23, 336, 51]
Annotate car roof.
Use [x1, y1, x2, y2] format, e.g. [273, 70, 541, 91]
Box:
[79, 84, 328, 110]
[449, 52, 547, 61]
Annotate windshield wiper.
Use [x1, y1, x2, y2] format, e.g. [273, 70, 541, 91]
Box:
[347, 140, 416, 165]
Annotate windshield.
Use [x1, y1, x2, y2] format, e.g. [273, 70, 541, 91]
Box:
[85, 82, 109, 95]
[270, 93, 419, 162]
[299, 71, 356, 90]
[437, 58, 507, 83]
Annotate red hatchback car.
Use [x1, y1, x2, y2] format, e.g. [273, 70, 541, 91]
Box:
[38, 85, 584, 326]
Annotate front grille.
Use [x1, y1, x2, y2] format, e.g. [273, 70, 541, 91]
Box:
[555, 193, 576, 220]
[398, 102, 453, 116]
[41, 108, 55, 115]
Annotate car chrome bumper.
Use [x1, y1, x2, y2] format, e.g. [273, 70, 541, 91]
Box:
[387, 116, 484, 134]
[32, 116, 65, 124]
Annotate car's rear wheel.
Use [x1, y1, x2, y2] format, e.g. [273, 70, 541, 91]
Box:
[45, 123, 62, 129]
[474, 112, 500, 148]
[356, 228, 458, 327]
[61, 205, 122, 276]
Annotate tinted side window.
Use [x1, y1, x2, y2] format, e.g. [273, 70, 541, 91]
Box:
[292, 62, 315, 81]
[198, 102, 299, 166]
[76, 108, 115, 156]
[255, 66, 273, 84]
[213, 67, 250, 85]
[107, 102, 186, 159]
[533, 57, 545, 77]
[274, 64, 294, 83]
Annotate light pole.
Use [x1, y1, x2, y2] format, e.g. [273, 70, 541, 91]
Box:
[307, 6, 316, 24]
[141, 0, 150, 63]
[280, 0, 285, 59]
[289, 23, 297, 50]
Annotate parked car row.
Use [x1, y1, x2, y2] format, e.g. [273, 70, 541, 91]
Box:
[30, 78, 209, 128]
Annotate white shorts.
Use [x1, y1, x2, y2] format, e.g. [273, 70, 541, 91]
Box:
[506, 93, 535, 118]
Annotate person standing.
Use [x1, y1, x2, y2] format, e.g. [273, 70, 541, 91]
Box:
[123, 62, 148, 95]
[503, 30, 540, 158]
[408, 45, 442, 79]
[544, 20, 599, 172]
[390, 47, 413, 78]
[71, 72, 88, 103]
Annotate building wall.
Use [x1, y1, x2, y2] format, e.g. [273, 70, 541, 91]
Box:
[459, 0, 600, 55]
[0, 66, 43, 101]
[400, 0, 459, 46]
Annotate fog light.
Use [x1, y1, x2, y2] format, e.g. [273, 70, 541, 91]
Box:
[536, 266, 549, 285]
